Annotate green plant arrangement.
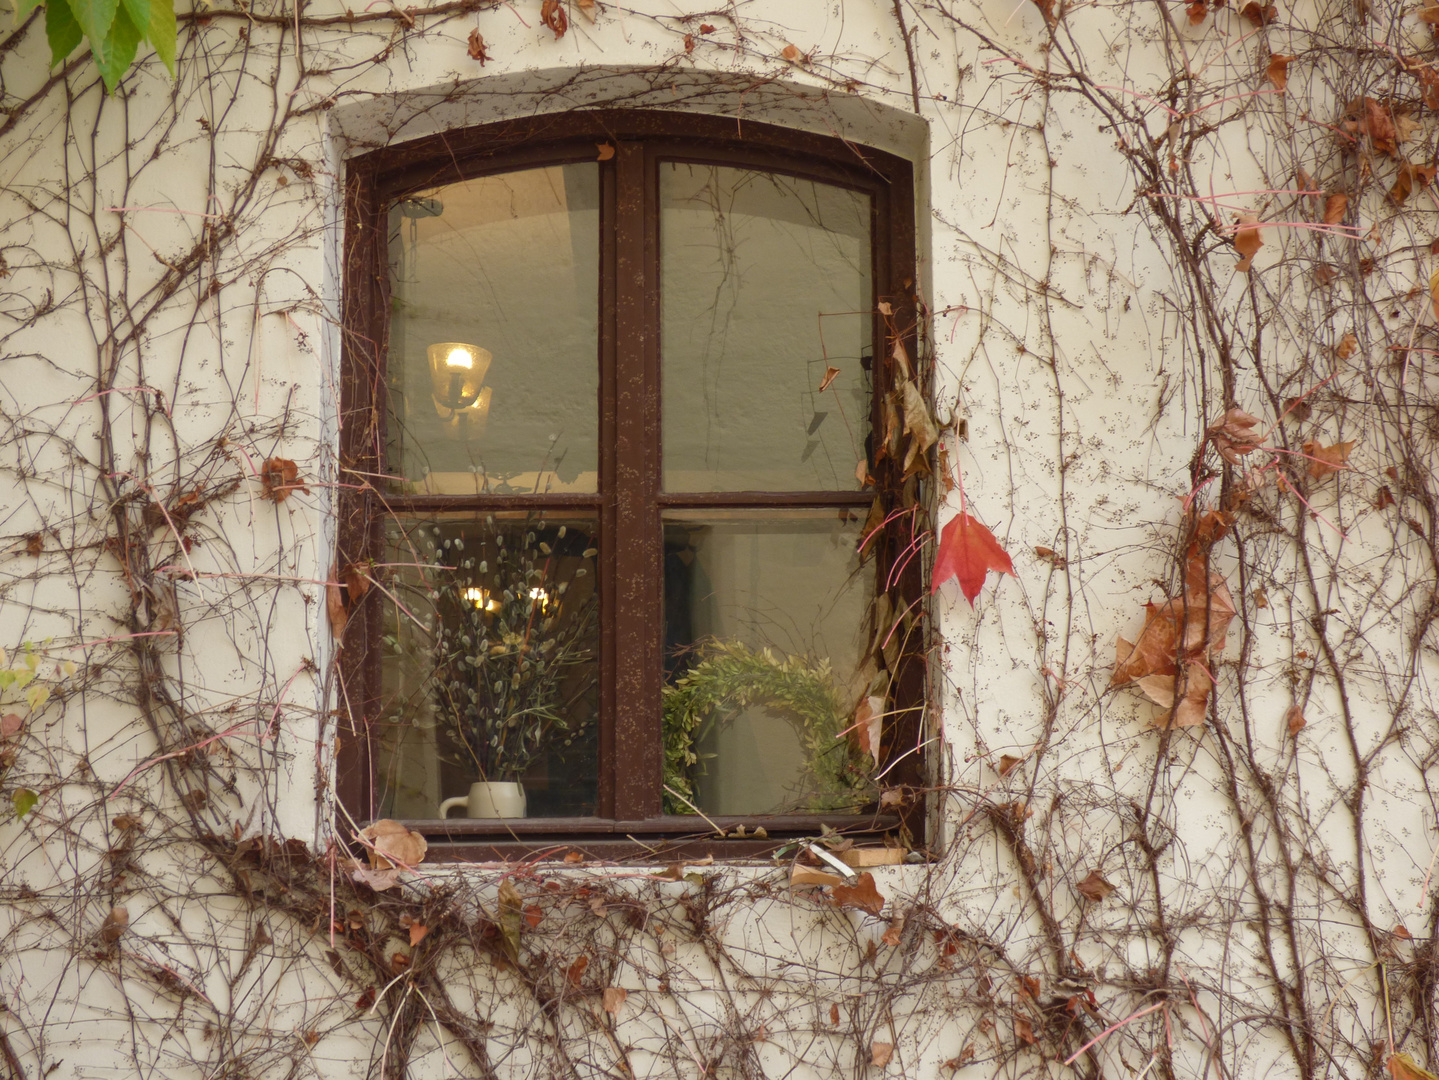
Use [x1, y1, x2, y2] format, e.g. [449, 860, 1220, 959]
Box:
[425, 519, 600, 783]
[661, 640, 875, 815]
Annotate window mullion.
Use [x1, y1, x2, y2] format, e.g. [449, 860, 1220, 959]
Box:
[609, 141, 663, 820]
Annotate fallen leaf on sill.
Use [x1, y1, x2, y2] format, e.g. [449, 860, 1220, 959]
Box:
[352, 867, 402, 891]
[359, 819, 427, 871]
[831, 871, 885, 917]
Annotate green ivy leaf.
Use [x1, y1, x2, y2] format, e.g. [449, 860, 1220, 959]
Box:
[147, 0, 174, 74]
[12, 789, 37, 819]
[42, 0, 81, 64]
[118, 0, 146, 36]
[92, 1, 139, 92]
[11, 0, 45, 21]
[65, 0, 116, 51]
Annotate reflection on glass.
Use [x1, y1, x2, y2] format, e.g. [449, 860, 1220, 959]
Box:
[662, 509, 875, 815]
[376, 514, 600, 818]
[661, 164, 872, 492]
[387, 166, 600, 494]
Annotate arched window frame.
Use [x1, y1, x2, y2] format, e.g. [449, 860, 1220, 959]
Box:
[337, 110, 926, 860]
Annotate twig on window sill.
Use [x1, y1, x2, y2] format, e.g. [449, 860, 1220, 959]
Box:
[661, 783, 724, 837]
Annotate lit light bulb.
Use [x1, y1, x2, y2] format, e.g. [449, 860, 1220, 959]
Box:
[528, 588, 551, 611]
[463, 587, 500, 612]
[445, 347, 474, 370]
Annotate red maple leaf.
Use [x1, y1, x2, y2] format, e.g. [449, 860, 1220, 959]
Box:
[932, 512, 1016, 605]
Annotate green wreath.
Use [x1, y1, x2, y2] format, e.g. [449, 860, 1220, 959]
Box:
[661, 640, 875, 814]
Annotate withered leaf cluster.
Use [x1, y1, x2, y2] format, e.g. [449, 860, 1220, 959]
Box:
[1111, 512, 1237, 729]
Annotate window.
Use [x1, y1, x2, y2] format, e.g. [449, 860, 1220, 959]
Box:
[338, 113, 923, 857]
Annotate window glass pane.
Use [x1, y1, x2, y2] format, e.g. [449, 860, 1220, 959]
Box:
[661, 164, 872, 492]
[376, 513, 600, 819]
[386, 165, 600, 494]
[662, 509, 876, 816]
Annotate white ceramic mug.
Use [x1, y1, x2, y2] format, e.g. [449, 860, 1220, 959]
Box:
[439, 781, 527, 819]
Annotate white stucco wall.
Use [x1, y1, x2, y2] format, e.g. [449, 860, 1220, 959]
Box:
[0, 0, 1433, 1078]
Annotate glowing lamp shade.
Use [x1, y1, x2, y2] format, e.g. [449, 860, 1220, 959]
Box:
[427, 342, 492, 410]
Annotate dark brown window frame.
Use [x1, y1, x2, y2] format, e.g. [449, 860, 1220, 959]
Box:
[337, 110, 925, 861]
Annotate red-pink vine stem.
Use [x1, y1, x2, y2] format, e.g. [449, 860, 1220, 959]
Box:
[1063, 1001, 1167, 1065]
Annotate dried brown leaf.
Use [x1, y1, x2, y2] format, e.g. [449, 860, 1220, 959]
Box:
[409, 923, 428, 947]
[0, 713, 22, 739]
[1233, 215, 1263, 272]
[831, 872, 885, 917]
[781, 43, 802, 62]
[854, 695, 884, 766]
[1286, 705, 1307, 735]
[603, 987, 627, 1015]
[1323, 193, 1348, 224]
[1302, 438, 1356, 478]
[360, 819, 428, 870]
[1345, 98, 1400, 156]
[540, 0, 567, 38]
[1391, 161, 1436, 204]
[595, 142, 614, 161]
[1266, 53, 1293, 90]
[1241, 1, 1278, 23]
[99, 906, 129, 945]
[327, 562, 348, 640]
[997, 754, 1023, 776]
[871, 1042, 894, 1066]
[818, 365, 841, 392]
[1336, 332, 1358, 358]
[566, 955, 589, 987]
[1076, 870, 1116, 901]
[260, 457, 308, 502]
[466, 28, 489, 63]
[1206, 406, 1264, 463]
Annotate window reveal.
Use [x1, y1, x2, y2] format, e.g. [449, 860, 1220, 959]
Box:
[338, 114, 923, 851]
